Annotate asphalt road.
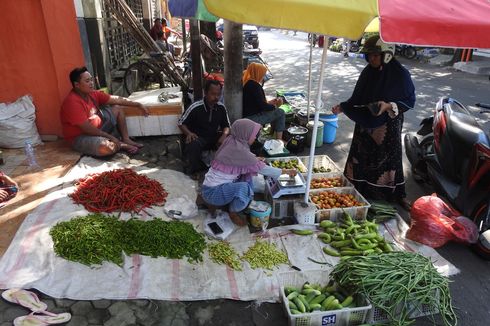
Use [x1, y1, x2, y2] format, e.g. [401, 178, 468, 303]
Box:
[258, 30, 490, 325]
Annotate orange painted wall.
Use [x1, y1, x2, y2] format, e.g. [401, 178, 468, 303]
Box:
[0, 0, 85, 136]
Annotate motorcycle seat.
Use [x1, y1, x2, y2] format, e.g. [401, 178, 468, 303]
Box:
[447, 112, 490, 150]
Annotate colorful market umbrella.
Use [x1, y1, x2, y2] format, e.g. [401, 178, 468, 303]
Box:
[168, 0, 218, 22]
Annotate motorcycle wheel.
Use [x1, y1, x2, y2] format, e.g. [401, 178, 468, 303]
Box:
[471, 201, 490, 260]
[403, 46, 417, 59]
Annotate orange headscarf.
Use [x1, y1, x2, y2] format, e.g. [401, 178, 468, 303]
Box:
[242, 62, 268, 86]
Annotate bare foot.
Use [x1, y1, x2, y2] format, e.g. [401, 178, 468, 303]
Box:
[229, 211, 247, 226]
[123, 138, 144, 148]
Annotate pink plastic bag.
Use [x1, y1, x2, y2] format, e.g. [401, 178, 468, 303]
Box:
[406, 194, 479, 248]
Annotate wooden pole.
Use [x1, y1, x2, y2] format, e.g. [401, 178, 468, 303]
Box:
[190, 19, 203, 100]
[461, 49, 467, 62]
[465, 49, 472, 62]
[182, 18, 187, 54]
[223, 20, 243, 121]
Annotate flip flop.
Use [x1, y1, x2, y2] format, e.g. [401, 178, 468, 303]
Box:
[121, 145, 139, 154]
[1, 289, 47, 312]
[13, 312, 71, 326]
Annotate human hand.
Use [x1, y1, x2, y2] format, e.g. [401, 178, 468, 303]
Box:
[257, 157, 266, 162]
[332, 104, 342, 115]
[275, 97, 283, 107]
[109, 136, 122, 150]
[186, 132, 198, 144]
[377, 101, 392, 116]
[217, 133, 228, 145]
[0, 174, 17, 188]
[282, 169, 297, 178]
[0, 189, 9, 201]
[137, 103, 150, 116]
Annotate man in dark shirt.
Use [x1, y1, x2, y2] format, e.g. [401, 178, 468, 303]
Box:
[178, 80, 230, 177]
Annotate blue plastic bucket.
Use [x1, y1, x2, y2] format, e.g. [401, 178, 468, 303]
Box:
[319, 114, 338, 143]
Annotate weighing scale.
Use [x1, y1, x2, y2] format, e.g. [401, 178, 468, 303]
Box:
[266, 173, 307, 199]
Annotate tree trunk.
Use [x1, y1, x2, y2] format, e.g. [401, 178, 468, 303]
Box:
[223, 21, 243, 121]
[199, 21, 216, 42]
[190, 20, 203, 101]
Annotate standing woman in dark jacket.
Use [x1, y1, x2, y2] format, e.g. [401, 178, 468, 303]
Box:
[332, 36, 415, 210]
[242, 63, 285, 140]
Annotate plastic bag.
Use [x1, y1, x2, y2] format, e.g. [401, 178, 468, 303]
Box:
[0, 95, 42, 148]
[163, 195, 198, 220]
[406, 194, 479, 248]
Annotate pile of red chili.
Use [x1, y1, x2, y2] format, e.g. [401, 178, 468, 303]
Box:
[70, 168, 168, 213]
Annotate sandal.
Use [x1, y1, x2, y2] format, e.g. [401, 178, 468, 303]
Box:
[2, 289, 47, 313]
[14, 312, 71, 326]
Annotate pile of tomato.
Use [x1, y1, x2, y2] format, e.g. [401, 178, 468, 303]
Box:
[310, 177, 343, 189]
[310, 191, 364, 209]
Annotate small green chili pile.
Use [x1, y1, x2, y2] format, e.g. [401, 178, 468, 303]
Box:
[208, 241, 242, 271]
[50, 213, 125, 266]
[242, 240, 289, 270]
[331, 252, 457, 326]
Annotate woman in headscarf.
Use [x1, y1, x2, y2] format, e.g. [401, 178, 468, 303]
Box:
[242, 63, 285, 141]
[331, 36, 415, 211]
[201, 119, 295, 225]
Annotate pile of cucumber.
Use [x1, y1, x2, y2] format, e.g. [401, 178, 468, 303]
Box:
[318, 212, 393, 257]
[284, 281, 360, 314]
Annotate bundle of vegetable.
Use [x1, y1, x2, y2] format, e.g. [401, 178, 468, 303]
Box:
[122, 218, 206, 263]
[70, 168, 168, 213]
[331, 252, 457, 326]
[318, 213, 393, 257]
[284, 281, 361, 314]
[242, 240, 289, 270]
[208, 241, 242, 271]
[367, 201, 398, 223]
[50, 214, 125, 266]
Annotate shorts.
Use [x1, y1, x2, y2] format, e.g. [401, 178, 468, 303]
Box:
[72, 106, 119, 157]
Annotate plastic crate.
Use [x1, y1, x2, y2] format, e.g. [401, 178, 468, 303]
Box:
[309, 187, 370, 222]
[367, 289, 440, 324]
[299, 155, 342, 173]
[266, 156, 308, 173]
[308, 172, 353, 190]
[278, 270, 372, 326]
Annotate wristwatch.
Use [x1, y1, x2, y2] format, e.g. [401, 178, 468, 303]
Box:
[389, 102, 399, 118]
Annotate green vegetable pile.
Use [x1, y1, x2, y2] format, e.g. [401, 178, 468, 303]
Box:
[208, 241, 243, 271]
[50, 214, 206, 266]
[242, 240, 289, 270]
[367, 201, 398, 223]
[284, 281, 362, 315]
[122, 218, 206, 263]
[50, 214, 124, 266]
[331, 252, 457, 326]
[317, 213, 393, 257]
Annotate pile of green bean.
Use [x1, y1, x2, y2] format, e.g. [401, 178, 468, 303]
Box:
[208, 241, 243, 271]
[242, 240, 289, 270]
[331, 252, 457, 326]
[50, 214, 207, 265]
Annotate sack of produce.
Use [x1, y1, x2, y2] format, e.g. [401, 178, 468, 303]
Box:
[406, 194, 479, 248]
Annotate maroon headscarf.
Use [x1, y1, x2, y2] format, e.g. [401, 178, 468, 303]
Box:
[211, 119, 266, 176]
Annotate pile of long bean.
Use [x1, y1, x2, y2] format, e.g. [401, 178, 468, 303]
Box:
[242, 240, 289, 270]
[208, 241, 242, 271]
[70, 168, 168, 213]
[331, 252, 457, 326]
[50, 214, 125, 266]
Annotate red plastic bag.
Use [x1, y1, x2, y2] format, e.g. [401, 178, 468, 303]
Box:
[406, 194, 479, 248]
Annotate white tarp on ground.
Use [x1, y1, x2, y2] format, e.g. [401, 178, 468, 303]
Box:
[0, 156, 459, 301]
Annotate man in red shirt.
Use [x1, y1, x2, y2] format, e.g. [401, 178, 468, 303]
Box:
[60, 67, 149, 157]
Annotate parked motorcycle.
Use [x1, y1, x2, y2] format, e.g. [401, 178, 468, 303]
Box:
[395, 44, 418, 59]
[404, 97, 490, 259]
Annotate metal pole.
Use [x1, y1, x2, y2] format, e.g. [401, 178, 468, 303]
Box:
[306, 34, 314, 119]
[304, 42, 328, 203]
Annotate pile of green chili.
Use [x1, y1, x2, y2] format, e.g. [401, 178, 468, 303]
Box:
[331, 252, 457, 326]
[242, 240, 289, 270]
[208, 241, 243, 271]
[50, 214, 206, 266]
